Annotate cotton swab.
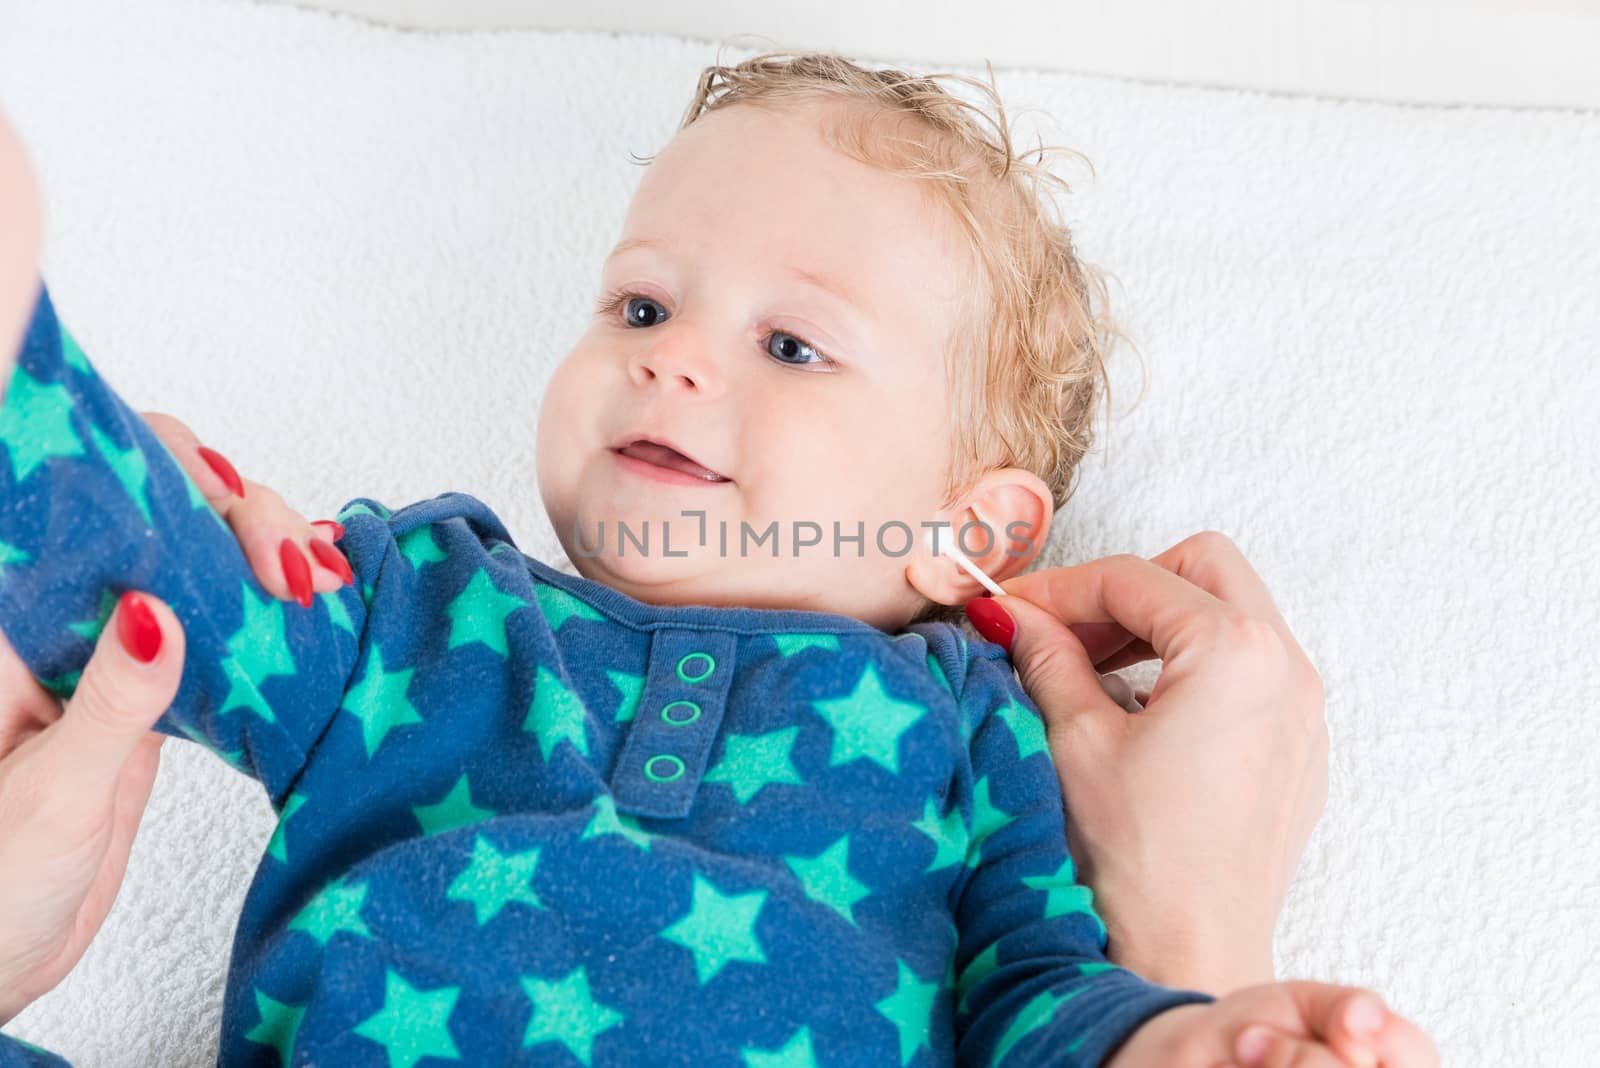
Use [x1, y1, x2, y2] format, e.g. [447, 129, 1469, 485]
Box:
[924, 526, 1007, 597]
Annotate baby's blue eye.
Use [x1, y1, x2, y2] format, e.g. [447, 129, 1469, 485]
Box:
[615, 295, 832, 370]
[622, 295, 666, 328]
[766, 332, 823, 366]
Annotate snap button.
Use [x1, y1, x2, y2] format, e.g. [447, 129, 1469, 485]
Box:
[644, 754, 686, 782]
[676, 652, 716, 684]
[660, 699, 702, 726]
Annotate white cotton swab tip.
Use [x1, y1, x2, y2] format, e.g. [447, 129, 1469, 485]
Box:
[924, 526, 1007, 598]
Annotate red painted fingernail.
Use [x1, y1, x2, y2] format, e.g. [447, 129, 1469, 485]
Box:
[965, 595, 1015, 651]
[308, 536, 354, 585]
[279, 538, 314, 607]
[117, 590, 163, 663]
[312, 519, 346, 540]
[197, 446, 245, 498]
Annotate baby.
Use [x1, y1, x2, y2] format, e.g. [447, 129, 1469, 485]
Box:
[0, 52, 1419, 1067]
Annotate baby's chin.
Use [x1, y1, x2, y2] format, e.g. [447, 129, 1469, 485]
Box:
[567, 551, 864, 618]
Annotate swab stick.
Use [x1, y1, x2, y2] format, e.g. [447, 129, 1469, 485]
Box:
[924, 526, 1007, 597]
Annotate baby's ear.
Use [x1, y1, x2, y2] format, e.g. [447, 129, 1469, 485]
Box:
[904, 468, 1053, 606]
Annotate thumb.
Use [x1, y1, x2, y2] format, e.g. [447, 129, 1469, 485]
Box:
[39, 590, 185, 797]
[981, 594, 1132, 741]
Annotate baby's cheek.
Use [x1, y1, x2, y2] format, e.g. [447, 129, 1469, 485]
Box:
[0, 119, 43, 376]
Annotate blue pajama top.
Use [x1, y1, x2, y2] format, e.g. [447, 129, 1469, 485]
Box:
[0, 282, 1213, 1066]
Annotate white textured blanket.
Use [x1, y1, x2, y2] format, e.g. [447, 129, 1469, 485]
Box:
[0, 0, 1596, 1063]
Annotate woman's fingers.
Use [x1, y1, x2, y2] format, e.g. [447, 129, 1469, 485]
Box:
[137, 411, 351, 603]
[1000, 550, 1231, 664]
[1143, 530, 1293, 648]
[1043, 531, 1290, 670]
[71, 731, 165, 960]
[1231, 1025, 1361, 1068]
[0, 591, 182, 1017]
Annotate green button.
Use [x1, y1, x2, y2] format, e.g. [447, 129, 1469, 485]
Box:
[661, 699, 701, 726]
[676, 652, 715, 683]
[644, 754, 685, 782]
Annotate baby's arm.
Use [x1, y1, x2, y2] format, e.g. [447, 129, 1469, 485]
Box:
[944, 634, 1215, 1065]
[0, 281, 386, 810]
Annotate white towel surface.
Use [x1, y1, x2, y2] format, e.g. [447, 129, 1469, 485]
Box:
[1, 0, 1597, 1063]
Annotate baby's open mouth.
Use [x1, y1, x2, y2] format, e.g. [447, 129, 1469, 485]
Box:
[612, 438, 731, 483]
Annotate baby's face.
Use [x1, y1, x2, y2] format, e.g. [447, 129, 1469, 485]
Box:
[0, 112, 43, 376]
[536, 100, 982, 630]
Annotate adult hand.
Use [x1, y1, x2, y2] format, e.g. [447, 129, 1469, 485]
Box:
[977, 531, 1329, 996]
[0, 413, 350, 1025]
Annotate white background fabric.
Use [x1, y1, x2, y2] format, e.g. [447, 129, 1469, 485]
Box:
[267, 0, 1600, 110]
[1, 0, 1596, 1062]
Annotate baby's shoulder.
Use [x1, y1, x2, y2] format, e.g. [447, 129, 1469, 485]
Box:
[896, 619, 1030, 741]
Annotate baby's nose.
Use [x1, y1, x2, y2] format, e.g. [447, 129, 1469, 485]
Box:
[628, 335, 726, 396]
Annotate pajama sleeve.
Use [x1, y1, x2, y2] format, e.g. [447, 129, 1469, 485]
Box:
[0, 1033, 69, 1066]
[0, 279, 388, 813]
[947, 635, 1217, 1067]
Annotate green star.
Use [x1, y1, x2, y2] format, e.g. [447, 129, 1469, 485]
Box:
[522, 664, 591, 761]
[606, 668, 645, 723]
[221, 580, 301, 725]
[59, 326, 91, 374]
[1024, 859, 1106, 941]
[874, 958, 939, 1066]
[519, 966, 625, 1065]
[446, 833, 544, 926]
[992, 984, 1089, 1066]
[444, 567, 526, 657]
[578, 792, 656, 852]
[0, 538, 30, 569]
[926, 653, 953, 697]
[742, 1026, 819, 1067]
[910, 795, 967, 873]
[996, 697, 1048, 761]
[771, 633, 841, 657]
[704, 727, 806, 805]
[340, 643, 423, 759]
[810, 663, 927, 775]
[243, 987, 308, 1066]
[266, 791, 309, 864]
[783, 835, 872, 928]
[0, 364, 85, 483]
[65, 586, 118, 644]
[337, 500, 390, 524]
[87, 419, 155, 527]
[965, 776, 1010, 870]
[351, 968, 462, 1068]
[659, 873, 769, 985]
[955, 940, 999, 1017]
[413, 774, 496, 837]
[534, 584, 604, 631]
[288, 875, 373, 947]
[323, 584, 356, 637]
[398, 525, 448, 571]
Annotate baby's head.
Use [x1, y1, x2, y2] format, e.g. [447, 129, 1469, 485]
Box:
[536, 50, 1131, 632]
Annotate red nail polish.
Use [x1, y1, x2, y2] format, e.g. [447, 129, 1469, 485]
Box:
[117, 590, 162, 663]
[279, 538, 314, 607]
[309, 536, 354, 585]
[965, 596, 1015, 651]
[197, 446, 245, 498]
[313, 519, 346, 540]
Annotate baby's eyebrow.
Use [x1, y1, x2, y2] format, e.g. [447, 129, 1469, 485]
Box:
[607, 237, 858, 305]
[785, 264, 860, 308]
[604, 236, 662, 263]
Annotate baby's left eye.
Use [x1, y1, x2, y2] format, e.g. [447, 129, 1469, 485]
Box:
[766, 331, 826, 367]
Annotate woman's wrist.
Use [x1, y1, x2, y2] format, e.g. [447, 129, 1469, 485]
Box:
[1104, 914, 1275, 995]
